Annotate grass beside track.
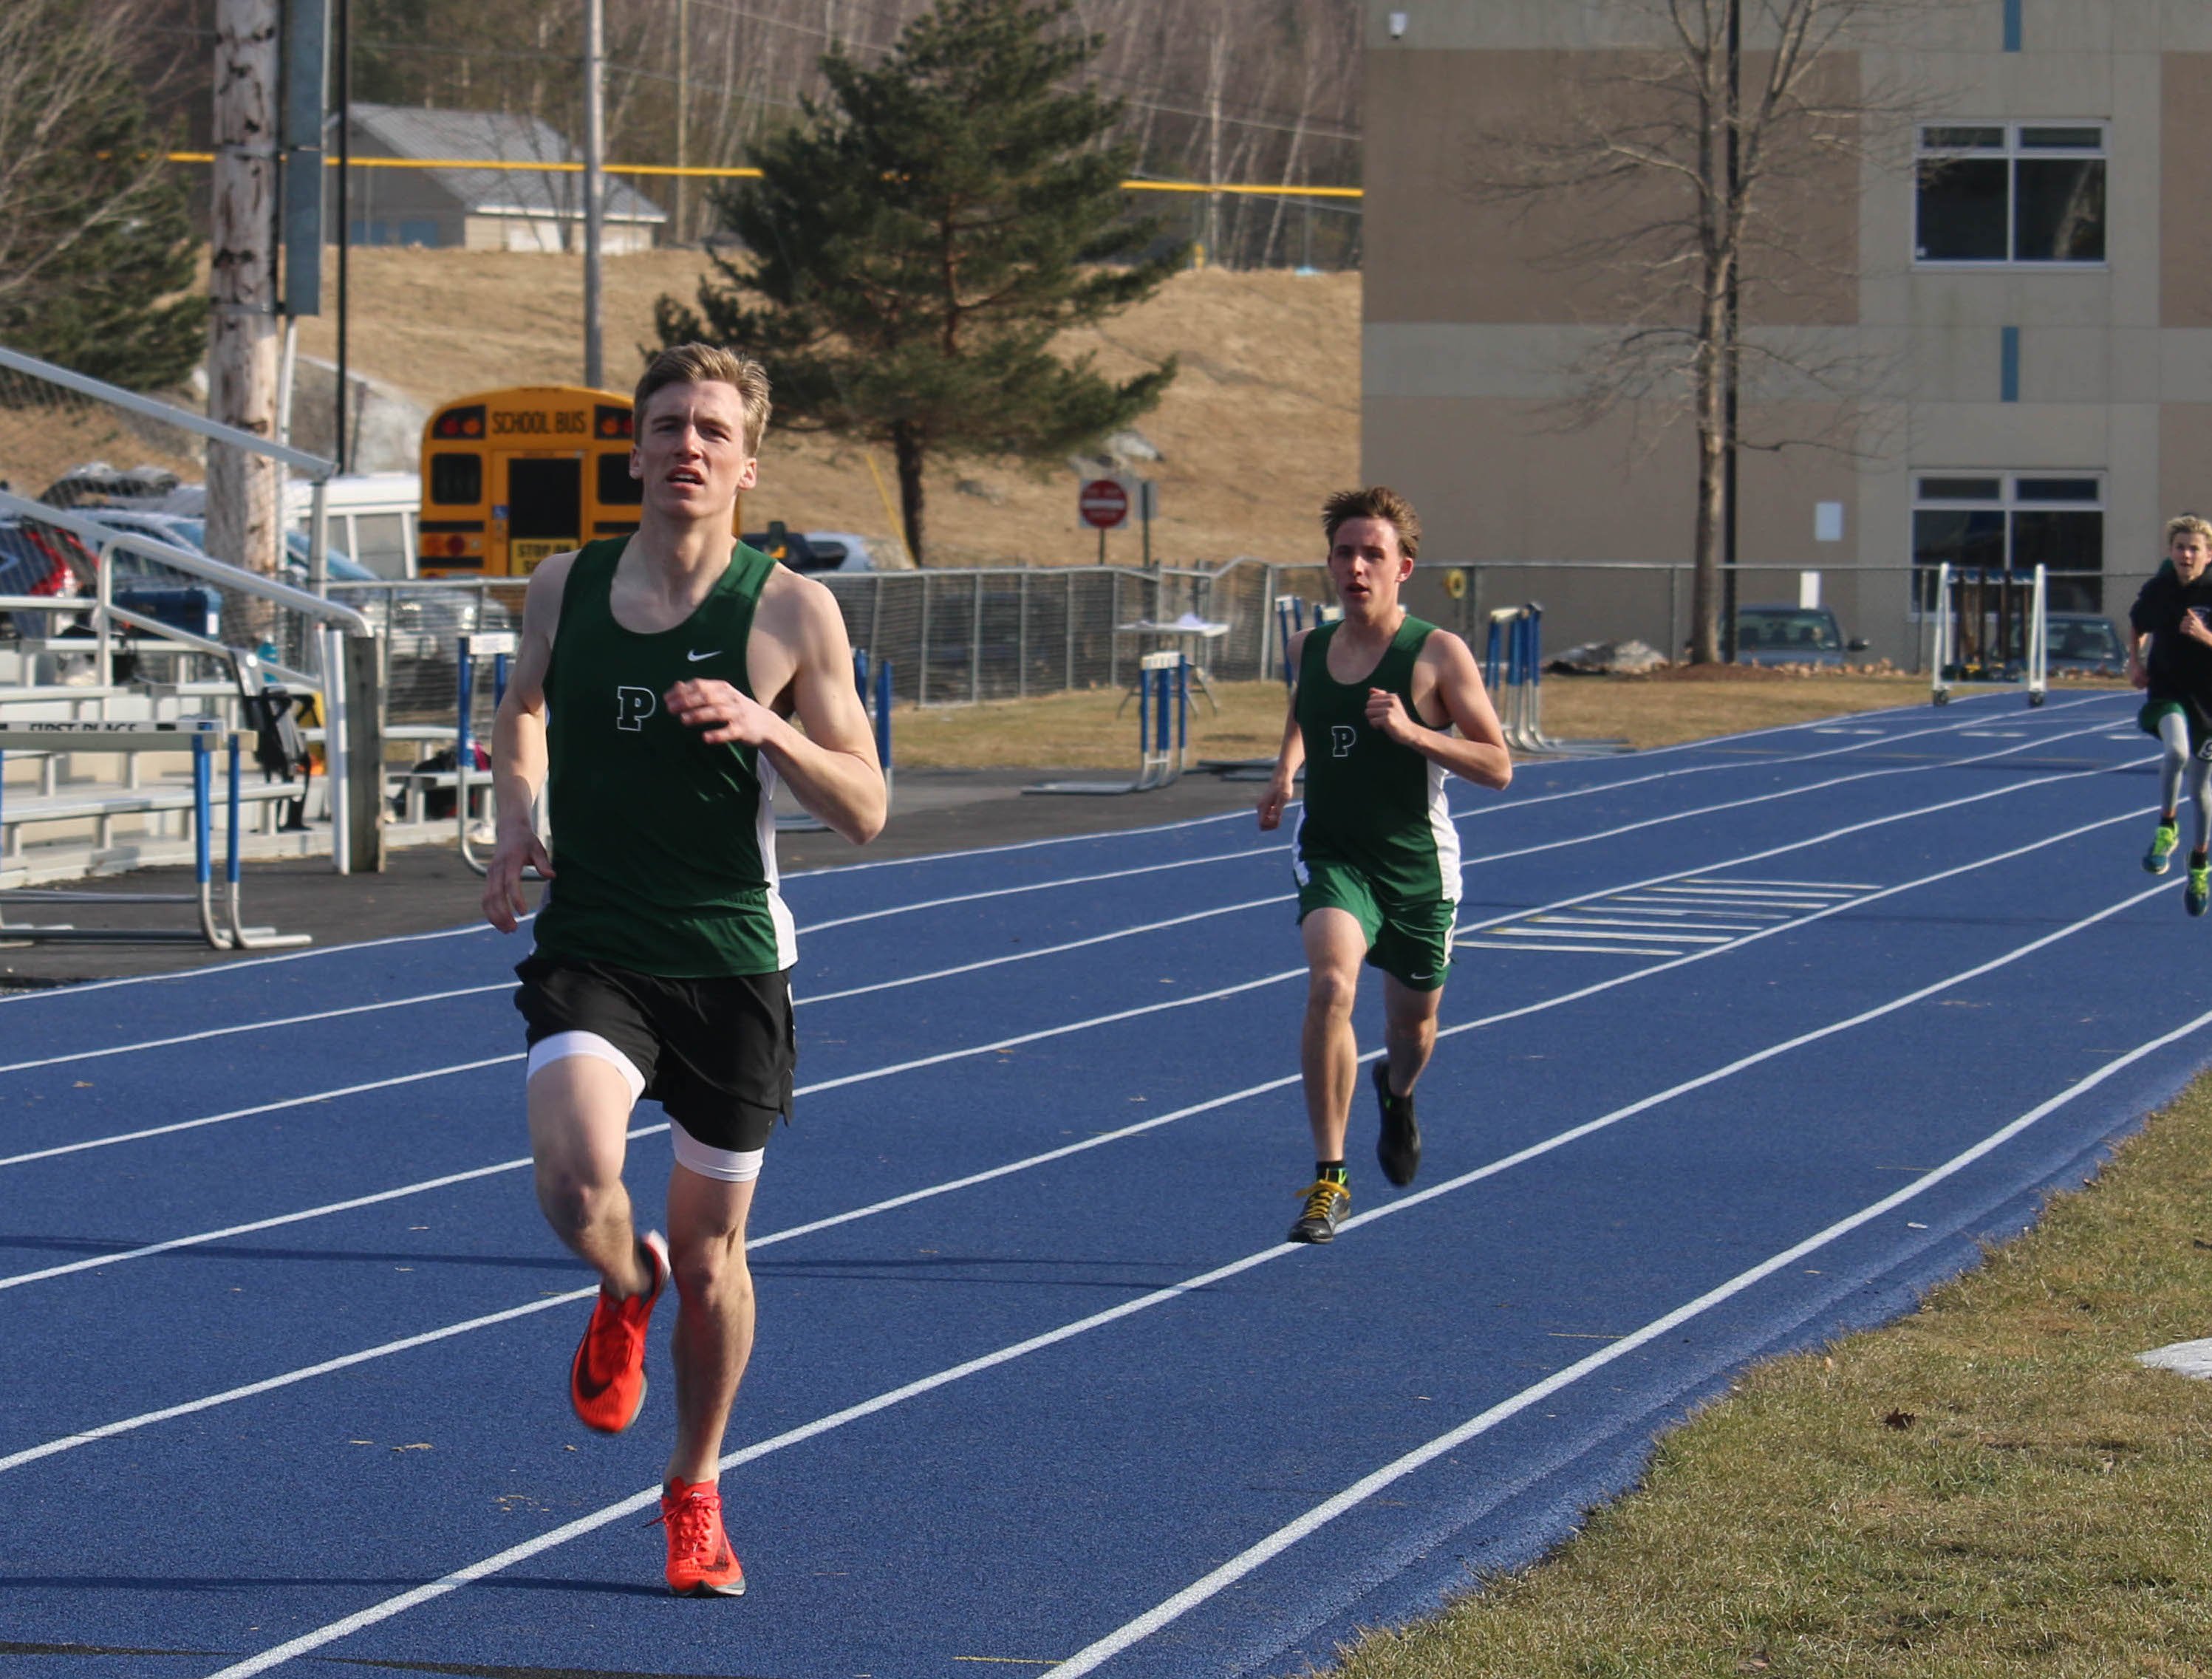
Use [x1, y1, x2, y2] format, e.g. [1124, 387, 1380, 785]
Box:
[1337, 1073, 2212, 1678]
[886, 670, 2042, 770]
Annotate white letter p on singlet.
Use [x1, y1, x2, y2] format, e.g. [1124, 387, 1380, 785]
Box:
[1331, 724, 1357, 759]
[615, 686, 657, 731]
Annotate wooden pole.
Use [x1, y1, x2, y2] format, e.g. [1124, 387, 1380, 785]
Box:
[675, 0, 690, 242]
[582, 0, 605, 389]
[209, 0, 284, 601]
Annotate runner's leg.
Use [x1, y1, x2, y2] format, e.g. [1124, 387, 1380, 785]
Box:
[529, 1057, 655, 1297]
[1300, 907, 1368, 1162]
[2160, 709, 2189, 819]
[663, 1163, 759, 1486]
[1379, 971, 1445, 1099]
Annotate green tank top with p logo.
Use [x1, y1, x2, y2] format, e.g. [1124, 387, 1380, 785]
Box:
[530, 537, 796, 977]
[1293, 614, 1461, 904]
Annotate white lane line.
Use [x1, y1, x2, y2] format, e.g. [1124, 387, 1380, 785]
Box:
[0, 1058, 525, 1169]
[0, 693, 2128, 1011]
[1535, 917, 1758, 933]
[0, 971, 1309, 1284]
[7, 796, 2154, 1472]
[4, 741, 2148, 1170]
[1458, 942, 1680, 957]
[0, 896, 1292, 1077]
[790, 691, 2104, 881]
[1042, 991, 2212, 1679]
[768, 715, 2135, 937]
[191, 862, 2178, 1679]
[1492, 929, 1732, 945]
[1696, 877, 1880, 890]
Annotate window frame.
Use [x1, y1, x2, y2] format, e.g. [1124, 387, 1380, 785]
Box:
[1913, 121, 2109, 269]
[1909, 471, 2106, 614]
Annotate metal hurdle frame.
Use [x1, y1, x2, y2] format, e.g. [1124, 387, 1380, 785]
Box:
[1483, 603, 1629, 756]
[0, 722, 310, 948]
[1929, 562, 2048, 707]
[1026, 651, 1189, 796]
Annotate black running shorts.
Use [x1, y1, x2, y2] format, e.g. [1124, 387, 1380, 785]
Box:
[513, 954, 795, 1154]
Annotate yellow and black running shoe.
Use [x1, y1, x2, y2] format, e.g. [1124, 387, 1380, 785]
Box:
[2147, 819, 2181, 875]
[1287, 1177, 1351, 1244]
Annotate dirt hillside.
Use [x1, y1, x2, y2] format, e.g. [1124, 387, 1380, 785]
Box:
[291, 250, 1358, 568]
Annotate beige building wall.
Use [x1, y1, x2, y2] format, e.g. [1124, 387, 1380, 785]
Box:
[1365, 1, 2212, 660]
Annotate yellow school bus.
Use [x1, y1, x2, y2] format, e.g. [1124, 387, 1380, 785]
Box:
[417, 386, 642, 578]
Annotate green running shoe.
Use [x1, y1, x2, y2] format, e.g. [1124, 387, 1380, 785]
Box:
[2189, 860, 2210, 918]
[2146, 820, 2181, 875]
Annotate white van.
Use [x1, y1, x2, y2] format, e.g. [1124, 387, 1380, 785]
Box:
[286, 473, 421, 580]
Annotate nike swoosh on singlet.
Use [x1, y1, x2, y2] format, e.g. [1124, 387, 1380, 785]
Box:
[686, 649, 721, 662]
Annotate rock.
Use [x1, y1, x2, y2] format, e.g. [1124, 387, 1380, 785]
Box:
[955, 477, 1007, 505]
[1548, 638, 1669, 675]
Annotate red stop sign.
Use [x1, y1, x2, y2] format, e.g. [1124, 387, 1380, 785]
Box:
[1079, 479, 1130, 529]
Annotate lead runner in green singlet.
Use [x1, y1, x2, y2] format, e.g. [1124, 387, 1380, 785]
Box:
[482, 345, 885, 1597]
[1257, 487, 1512, 1245]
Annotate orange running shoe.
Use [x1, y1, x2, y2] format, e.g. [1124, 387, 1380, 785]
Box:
[567, 1230, 669, 1434]
[658, 1477, 747, 1596]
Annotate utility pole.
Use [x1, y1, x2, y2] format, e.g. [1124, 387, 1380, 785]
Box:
[1721, 0, 1741, 660]
[582, 0, 605, 389]
[675, 0, 690, 242]
[335, 0, 351, 473]
[209, 0, 283, 584]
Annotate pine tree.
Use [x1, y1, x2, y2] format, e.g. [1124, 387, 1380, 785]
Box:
[655, 0, 1184, 566]
[0, 0, 204, 392]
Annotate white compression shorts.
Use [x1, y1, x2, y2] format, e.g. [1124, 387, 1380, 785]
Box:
[525, 1030, 766, 1184]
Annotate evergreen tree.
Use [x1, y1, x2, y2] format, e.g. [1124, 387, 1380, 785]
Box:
[655, 0, 1183, 566]
[0, 0, 204, 391]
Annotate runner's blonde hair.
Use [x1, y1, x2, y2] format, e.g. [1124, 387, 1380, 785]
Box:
[2167, 513, 2212, 547]
[634, 344, 773, 455]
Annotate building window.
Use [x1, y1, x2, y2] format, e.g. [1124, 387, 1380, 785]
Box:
[1912, 474, 2104, 612]
[1915, 124, 2106, 264]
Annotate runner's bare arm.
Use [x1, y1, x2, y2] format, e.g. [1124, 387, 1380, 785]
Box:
[663, 576, 887, 844]
[481, 550, 573, 932]
[1364, 629, 1512, 791]
[1257, 627, 1308, 832]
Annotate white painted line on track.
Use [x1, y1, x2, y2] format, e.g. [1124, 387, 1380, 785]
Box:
[191, 861, 2188, 1679]
[780, 691, 2095, 879]
[0, 1056, 525, 1170]
[1458, 942, 1680, 957]
[4, 796, 2160, 1474]
[1042, 991, 2212, 1679]
[1492, 928, 1732, 945]
[1, 744, 2154, 1171]
[0, 691, 2123, 1008]
[0, 896, 1292, 1076]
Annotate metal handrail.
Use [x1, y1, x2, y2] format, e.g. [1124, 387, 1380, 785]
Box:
[0, 345, 336, 479]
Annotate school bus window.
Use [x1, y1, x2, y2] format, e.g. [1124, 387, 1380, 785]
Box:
[430, 452, 482, 505]
[596, 452, 643, 506]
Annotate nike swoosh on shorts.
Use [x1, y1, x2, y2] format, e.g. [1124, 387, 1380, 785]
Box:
[686, 649, 720, 662]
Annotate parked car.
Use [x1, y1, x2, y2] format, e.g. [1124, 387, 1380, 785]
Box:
[1731, 604, 1868, 667]
[78, 510, 513, 651]
[742, 525, 879, 574]
[2044, 611, 2127, 677]
[0, 516, 90, 639]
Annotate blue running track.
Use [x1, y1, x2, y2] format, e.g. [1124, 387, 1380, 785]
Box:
[3, 688, 2208, 1679]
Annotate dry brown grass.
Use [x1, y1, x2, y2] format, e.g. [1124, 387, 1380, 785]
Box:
[290, 250, 1357, 570]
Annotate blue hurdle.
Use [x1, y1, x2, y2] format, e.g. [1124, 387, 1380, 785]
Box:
[1025, 652, 1189, 796]
[0, 722, 310, 948]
